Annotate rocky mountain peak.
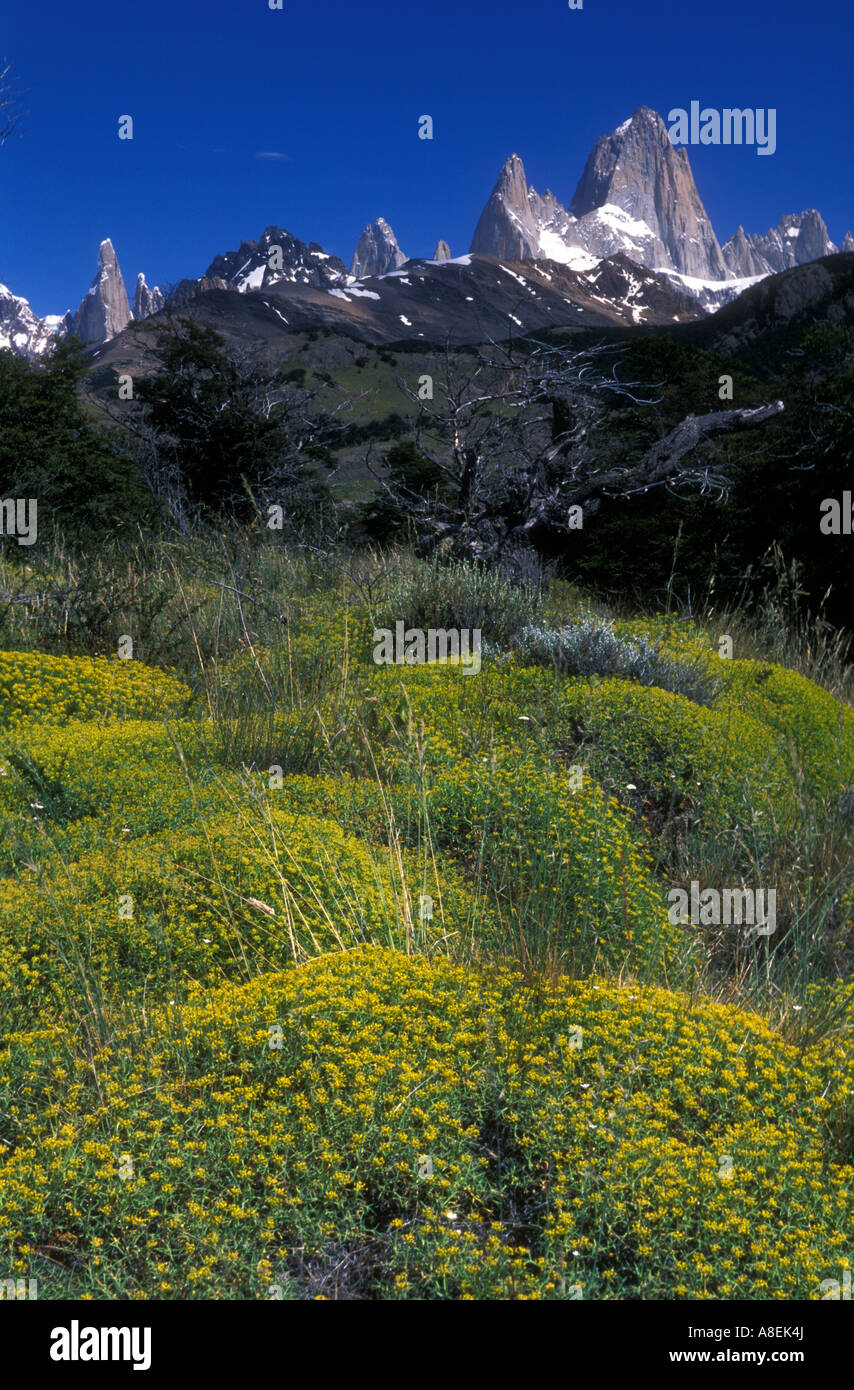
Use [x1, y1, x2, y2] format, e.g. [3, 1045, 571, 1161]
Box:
[569, 108, 728, 279]
[0, 284, 69, 358]
[351, 218, 407, 278]
[72, 238, 133, 345]
[204, 227, 349, 293]
[470, 152, 541, 260]
[133, 273, 164, 320]
[433, 239, 451, 261]
[494, 153, 530, 206]
[723, 209, 839, 278]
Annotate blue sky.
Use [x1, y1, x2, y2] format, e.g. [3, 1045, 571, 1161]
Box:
[1, 0, 851, 317]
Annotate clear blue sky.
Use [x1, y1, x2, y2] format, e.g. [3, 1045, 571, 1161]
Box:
[1, 0, 851, 316]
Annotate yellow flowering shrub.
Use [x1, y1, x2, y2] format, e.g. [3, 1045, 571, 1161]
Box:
[0, 812, 473, 1029]
[614, 619, 854, 801]
[417, 755, 677, 977]
[0, 715, 355, 868]
[1, 593, 852, 1303]
[0, 948, 850, 1300]
[715, 660, 854, 799]
[556, 677, 790, 825]
[0, 651, 192, 729]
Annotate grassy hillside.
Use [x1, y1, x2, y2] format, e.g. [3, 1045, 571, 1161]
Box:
[1, 535, 852, 1299]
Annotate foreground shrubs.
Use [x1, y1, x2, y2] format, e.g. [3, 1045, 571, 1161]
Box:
[0, 948, 850, 1300]
[516, 617, 722, 705]
[1, 566, 853, 1303]
[0, 650, 192, 729]
[418, 756, 678, 979]
[556, 677, 791, 830]
[0, 810, 472, 1030]
[715, 660, 854, 801]
[372, 556, 546, 649]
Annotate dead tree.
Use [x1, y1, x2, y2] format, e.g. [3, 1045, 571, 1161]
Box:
[369, 338, 783, 563]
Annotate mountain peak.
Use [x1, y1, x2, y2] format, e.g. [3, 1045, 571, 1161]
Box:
[203, 227, 349, 293]
[133, 272, 164, 321]
[630, 105, 661, 124]
[470, 153, 540, 259]
[351, 218, 407, 278]
[72, 238, 132, 345]
[496, 152, 528, 191]
[723, 209, 839, 277]
[0, 283, 69, 359]
[569, 109, 727, 278]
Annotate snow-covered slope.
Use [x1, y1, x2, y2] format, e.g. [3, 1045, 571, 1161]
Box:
[204, 226, 350, 293]
[0, 284, 70, 359]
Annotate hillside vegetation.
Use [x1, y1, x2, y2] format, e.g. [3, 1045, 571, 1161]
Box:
[1, 536, 852, 1299]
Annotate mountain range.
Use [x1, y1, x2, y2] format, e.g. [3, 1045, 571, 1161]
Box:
[2, 106, 850, 356]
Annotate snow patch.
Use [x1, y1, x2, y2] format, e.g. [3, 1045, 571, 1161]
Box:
[537, 231, 600, 273]
[263, 301, 290, 325]
[499, 264, 527, 286]
[653, 266, 766, 312]
[238, 265, 266, 291]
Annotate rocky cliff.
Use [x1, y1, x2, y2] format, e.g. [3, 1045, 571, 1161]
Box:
[351, 218, 407, 278]
[133, 273, 164, 320]
[72, 239, 133, 345]
[722, 210, 847, 277]
[569, 107, 728, 280]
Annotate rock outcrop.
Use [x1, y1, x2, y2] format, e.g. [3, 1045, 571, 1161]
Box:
[351, 218, 407, 278]
[0, 284, 69, 358]
[711, 254, 854, 356]
[166, 275, 236, 308]
[72, 239, 133, 345]
[719, 226, 770, 279]
[723, 211, 839, 277]
[133, 273, 164, 320]
[470, 154, 541, 260]
[469, 111, 730, 285]
[205, 226, 349, 292]
[569, 107, 728, 280]
[432, 239, 451, 261]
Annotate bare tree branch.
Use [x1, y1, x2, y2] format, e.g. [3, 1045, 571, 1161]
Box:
[570, 400, 786, 512]
[369, 336, 785, 564]
[0, 62, 24, 145]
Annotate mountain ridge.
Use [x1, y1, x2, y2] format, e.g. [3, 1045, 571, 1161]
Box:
[2, 105, 849, 357]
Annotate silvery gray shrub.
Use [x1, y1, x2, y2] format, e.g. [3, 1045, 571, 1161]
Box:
[516, 617, 722, 705]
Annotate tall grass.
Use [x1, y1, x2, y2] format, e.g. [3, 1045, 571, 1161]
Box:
[2, 528, 852, 1049]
